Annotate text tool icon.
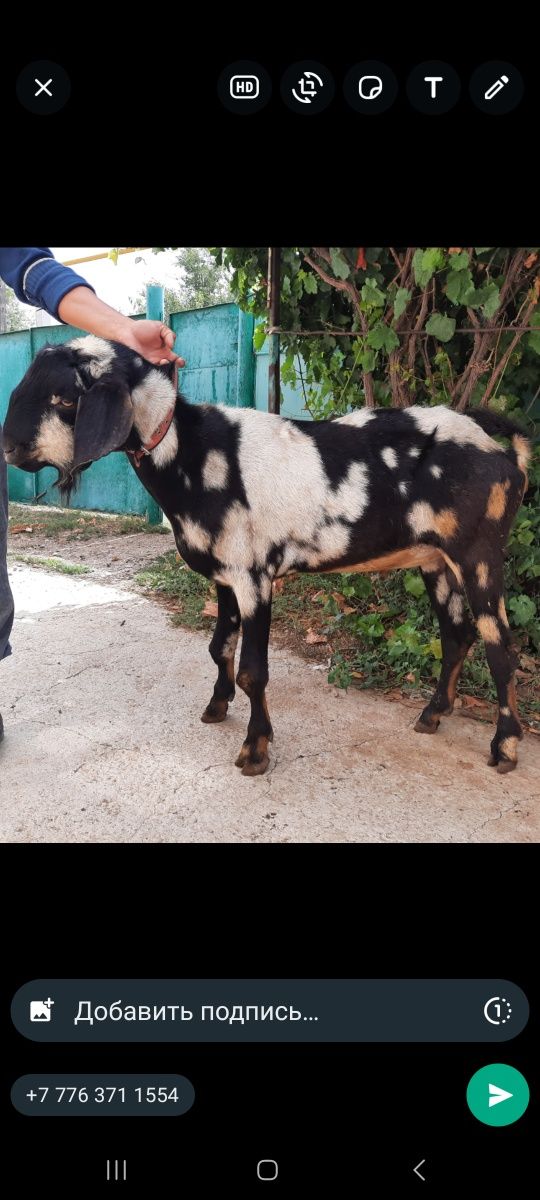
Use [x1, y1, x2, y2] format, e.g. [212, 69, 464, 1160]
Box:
[30, 998, 54, 1022]
[407, 61, 460, 114]
[292, 71, 323, 104]
[484, 74, 509, 100]
[230, 75, 259, 100]
[359, 75, 383, 100]
[424, 75, 443, 98]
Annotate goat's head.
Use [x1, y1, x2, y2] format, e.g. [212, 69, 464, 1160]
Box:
[2, 338, 156, 495]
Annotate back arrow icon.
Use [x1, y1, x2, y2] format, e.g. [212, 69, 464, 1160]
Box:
[413, 1159, 426, 1181]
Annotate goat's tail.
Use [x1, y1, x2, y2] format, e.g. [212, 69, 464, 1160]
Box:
[466, 408, 532, 477]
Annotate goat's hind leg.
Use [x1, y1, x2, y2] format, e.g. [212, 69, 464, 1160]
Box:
[201, 584, 240, 724]
[414, 566, 476, 734]
[463, 558, 523, 772]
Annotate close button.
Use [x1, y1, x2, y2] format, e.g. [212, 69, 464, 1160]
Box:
[16, 61, 71, 115]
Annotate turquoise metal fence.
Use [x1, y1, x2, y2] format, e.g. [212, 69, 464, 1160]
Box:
[0, 303, 255, 518]
[254, 338, 313, 420]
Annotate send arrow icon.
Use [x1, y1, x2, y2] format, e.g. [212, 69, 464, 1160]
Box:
[489, 1083, 513, 1107]
[468, 1064, 529, 1126]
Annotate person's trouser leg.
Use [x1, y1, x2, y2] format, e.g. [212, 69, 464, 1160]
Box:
[0, 424, 15, 670]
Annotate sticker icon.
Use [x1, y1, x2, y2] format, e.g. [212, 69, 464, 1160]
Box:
[359, 75, 383, 100]
[30, 998, 54, 1022]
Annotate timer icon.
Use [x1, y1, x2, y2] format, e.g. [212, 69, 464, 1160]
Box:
[484, 996, 512, 1025]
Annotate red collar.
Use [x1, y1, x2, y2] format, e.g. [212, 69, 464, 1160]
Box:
[127, 403, 176, 468]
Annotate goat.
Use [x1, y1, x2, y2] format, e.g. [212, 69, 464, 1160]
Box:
[3, 336, 532, 775]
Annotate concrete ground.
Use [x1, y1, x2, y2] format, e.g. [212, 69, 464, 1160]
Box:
[1, 560, 539, 843]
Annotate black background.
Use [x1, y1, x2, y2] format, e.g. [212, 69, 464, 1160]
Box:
[1, 26, 538, 243]
[2, 852, 535, 1191]
[1, 18, 537, 1194]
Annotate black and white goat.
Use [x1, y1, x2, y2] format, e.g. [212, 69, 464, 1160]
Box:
[3, 336, 532, 775]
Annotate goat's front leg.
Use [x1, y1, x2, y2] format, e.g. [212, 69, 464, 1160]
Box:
[234, 588, 273, 777]
[201, 584, 240, 724]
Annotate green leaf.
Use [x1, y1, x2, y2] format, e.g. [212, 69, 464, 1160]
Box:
[330, 248, 351, 279]
[446, 268, 474, 305]
[448, 251, 470, 270]
[465, 281, 500, 317]
[528, 330, 540, 355]
[303, 272, 318, 294]
[361, 348, 377, 372]
[474, 247, 493, 254]
[481, 284, 500, 319]
[282, 274, 291, 295]
[361, 278, 386, 306]
[426, 637, 443, 660]
[425, 313, 456, 342]
[403, 571, 426, 598]
[393, 287, 411, 320]
[367, 323, 400, 353]
[413, 247, 445, 287]
[508, 594, 536, 626]
[253, 323, 267, 352]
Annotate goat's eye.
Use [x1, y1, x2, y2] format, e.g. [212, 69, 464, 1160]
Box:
[50, 396, 75, 408]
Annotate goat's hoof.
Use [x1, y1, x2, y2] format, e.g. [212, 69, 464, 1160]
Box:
[496, 757, 517, 774]
[201, 699, 228, 723]
[235, 737, 271, 775]
[487, 752, 517, 773]
[241, 754, 270, 777]
[234, 743, 250, 767]
[414, 715, 440, 734]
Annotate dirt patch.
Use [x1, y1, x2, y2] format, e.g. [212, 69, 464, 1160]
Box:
[8, 501, 175, 586]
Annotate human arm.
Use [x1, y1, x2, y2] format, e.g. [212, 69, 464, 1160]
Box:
[57, 288, 184, 365]
[0, 248, 183, 365]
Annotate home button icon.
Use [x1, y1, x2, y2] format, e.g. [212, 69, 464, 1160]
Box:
[257, 1158, 279, 1181]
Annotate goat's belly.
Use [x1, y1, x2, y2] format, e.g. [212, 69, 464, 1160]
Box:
[323, 545, 445, 574]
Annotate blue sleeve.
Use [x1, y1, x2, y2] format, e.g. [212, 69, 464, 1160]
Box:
[0, 247, 95, 320]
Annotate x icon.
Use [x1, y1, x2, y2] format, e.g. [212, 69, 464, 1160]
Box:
[34, 77, 53, 97]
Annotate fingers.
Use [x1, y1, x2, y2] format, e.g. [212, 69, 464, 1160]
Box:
[160, 326, 176, 348]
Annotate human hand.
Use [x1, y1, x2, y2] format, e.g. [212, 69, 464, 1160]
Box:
[119, 319, 186, 366]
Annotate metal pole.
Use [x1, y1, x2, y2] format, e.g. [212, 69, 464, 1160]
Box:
[146, 284, 165, 323]
[144, 284, 165, 526]
[267, 247, 280, 414]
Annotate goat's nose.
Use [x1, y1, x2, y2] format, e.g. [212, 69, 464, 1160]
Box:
[1, 435, 15, 455]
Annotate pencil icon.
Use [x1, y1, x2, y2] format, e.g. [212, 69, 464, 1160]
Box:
[484, 75, 509, 100]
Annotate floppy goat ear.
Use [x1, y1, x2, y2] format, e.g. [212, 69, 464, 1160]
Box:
[72, 375, 134, 469]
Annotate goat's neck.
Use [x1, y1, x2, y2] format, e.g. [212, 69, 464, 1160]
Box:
[131, 368, 177, 444]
